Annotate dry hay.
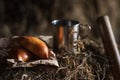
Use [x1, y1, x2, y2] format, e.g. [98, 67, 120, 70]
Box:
[0, 38, 113, 80]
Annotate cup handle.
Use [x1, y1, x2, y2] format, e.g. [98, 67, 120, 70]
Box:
[79, 24, 92, 39]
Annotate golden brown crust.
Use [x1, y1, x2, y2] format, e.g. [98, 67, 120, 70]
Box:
[17, 47, 31, 62]
[14, 36, 49, 59]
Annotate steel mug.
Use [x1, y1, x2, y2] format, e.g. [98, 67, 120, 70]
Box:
[52, 20, 81, 53]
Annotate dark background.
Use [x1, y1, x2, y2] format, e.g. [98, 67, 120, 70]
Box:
[0, 0, 120, 44]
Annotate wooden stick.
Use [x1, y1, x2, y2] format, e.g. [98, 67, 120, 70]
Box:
[97, 15, 120, 80]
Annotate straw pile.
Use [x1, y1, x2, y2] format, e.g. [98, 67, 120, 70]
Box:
[0, 38, 113, 80]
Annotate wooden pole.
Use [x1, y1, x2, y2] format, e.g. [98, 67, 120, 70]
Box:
[97, 15, 120, 80]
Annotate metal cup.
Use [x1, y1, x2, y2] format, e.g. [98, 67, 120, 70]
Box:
[52, 20, 80, 53]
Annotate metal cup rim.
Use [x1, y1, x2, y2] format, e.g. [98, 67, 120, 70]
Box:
[51, 19, 80, 26]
